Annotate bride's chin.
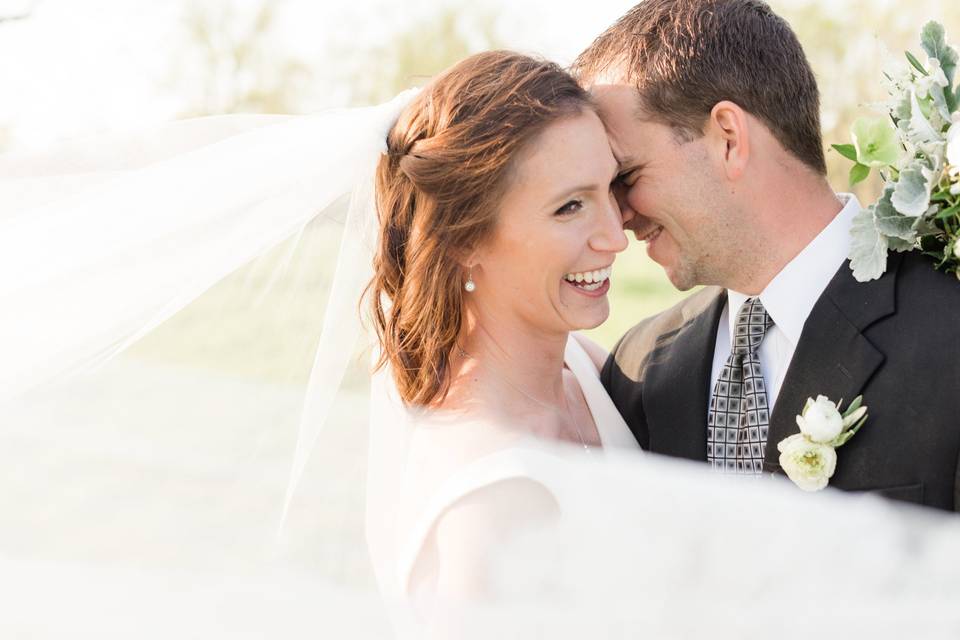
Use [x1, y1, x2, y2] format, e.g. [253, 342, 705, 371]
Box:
[556, 304, 610, 332]
[578, 312, 609, 331]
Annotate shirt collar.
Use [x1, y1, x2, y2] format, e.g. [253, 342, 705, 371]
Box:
[727, 193, 861, 346]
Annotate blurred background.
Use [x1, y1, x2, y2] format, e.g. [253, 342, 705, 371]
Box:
[2, 0, 959, 351]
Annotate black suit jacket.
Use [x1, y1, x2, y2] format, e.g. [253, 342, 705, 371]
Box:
[601, 251, 960, 511]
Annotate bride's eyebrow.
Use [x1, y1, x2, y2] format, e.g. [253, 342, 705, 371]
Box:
[547, 183, 602, 204]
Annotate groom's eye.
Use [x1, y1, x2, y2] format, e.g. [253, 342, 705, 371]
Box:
[555, 199, 584, 216]
[615, 170, 639, 188]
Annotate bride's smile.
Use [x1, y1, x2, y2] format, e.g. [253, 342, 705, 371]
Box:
[563, 265, 613, 296]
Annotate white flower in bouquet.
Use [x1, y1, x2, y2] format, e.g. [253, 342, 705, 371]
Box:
[948, 113, 960, 168]
[916, 57, 949, 100]
[851, 117, 899, 168]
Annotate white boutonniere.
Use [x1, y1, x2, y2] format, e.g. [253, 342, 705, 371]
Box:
[777, 396, 869, 492]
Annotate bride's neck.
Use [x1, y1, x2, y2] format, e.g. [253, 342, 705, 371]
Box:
[455, 313, 568, 409]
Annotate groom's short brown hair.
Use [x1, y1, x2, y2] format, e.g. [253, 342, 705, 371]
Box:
[572, 0, 826, 175]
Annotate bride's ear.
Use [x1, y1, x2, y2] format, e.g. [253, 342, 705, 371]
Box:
[453, 246, 483, 273]
[707, 100, 750, 181]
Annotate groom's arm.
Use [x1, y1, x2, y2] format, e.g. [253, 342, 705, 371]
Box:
[955, 451, 960, 513]
[601, 327, 652, 450]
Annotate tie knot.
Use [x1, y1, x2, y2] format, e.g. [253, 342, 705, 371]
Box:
[732, 297, 773, 355]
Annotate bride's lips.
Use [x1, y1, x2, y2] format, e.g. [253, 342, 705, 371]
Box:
[562, 277, 611, 298]
[563, 264, 613, 298]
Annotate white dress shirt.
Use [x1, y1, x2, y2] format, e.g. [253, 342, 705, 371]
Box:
[709, 194, 862, 413]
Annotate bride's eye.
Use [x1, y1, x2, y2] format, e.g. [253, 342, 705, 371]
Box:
[555, 199, 584, 216]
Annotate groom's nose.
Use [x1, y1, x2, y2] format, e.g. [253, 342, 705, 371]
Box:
[612, 182, 636, 227]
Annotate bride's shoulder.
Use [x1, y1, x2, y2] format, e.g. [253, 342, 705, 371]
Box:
[570, 332, 608, 373]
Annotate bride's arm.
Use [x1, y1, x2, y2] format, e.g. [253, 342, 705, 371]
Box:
[572, 332, 609, 374]
[433, 477, 559, 597]
[418, 478, 559, 637]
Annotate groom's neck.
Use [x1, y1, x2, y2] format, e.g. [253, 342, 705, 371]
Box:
[727, 174, 844, 295]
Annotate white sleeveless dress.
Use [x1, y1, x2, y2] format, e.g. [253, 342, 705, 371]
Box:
[365, 335, 639, 636]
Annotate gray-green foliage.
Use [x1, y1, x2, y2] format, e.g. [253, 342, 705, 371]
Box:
[849, 205, 889, 282]
[874, 185, 917, 241]
[922, 21, 958, 87]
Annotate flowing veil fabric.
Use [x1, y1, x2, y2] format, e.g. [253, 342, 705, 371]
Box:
[0, 95, 418, 638]
[1, 92, 960, 639]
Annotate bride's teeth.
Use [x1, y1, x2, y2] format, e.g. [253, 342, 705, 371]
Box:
[564, 266, 612, 286]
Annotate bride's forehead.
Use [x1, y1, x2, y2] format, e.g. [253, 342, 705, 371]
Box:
[509, 117, 613, 178]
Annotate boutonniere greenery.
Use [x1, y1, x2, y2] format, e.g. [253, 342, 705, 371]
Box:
[834, 21, 960, 282]
[777, 396, 869, 492]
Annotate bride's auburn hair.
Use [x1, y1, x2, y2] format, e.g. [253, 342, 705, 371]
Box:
[368, 50, 592, 407]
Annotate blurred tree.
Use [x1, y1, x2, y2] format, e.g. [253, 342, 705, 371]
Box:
[170, 0, 313, 116]
[336, 3, 508, 106]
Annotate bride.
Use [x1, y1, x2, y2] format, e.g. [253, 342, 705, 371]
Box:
[363, 50, 640, 632]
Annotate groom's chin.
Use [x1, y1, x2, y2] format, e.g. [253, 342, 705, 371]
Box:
[660, 262, 698, 292]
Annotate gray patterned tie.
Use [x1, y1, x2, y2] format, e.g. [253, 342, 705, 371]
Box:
[707, 297, 774, 474]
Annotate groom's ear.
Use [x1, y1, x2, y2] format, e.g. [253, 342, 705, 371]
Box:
[706, 101, 750, 182]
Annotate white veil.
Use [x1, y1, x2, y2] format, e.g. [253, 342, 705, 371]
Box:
[0, 92, 419, 637]
[2, 90, 960, 639]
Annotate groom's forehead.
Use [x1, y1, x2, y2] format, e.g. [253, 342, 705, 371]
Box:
[589, 84, 656, 144]
[589, 83, 642, 113]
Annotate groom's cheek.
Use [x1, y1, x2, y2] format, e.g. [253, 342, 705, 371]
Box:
[625, 214, 655, 237]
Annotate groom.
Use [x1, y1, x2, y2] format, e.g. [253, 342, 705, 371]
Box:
[575, 0, 960, 510]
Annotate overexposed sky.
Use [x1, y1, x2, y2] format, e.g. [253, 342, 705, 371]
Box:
[0, 0, 639, 150]
[0, 0, 951, 151]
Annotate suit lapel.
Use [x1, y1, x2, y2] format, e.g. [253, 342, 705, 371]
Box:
[763, 255, 899, 472]
[643, 288, 726, 461]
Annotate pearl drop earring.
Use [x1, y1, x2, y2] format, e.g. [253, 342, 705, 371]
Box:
[464, 266, 476, 292]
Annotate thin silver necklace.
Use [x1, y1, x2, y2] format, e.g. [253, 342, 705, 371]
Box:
[456, 344, 593, 453]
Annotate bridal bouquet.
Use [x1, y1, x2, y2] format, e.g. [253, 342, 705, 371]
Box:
[838, 21, 960, 282]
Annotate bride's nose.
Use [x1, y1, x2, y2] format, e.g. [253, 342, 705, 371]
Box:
[588, 195, 629, 254]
